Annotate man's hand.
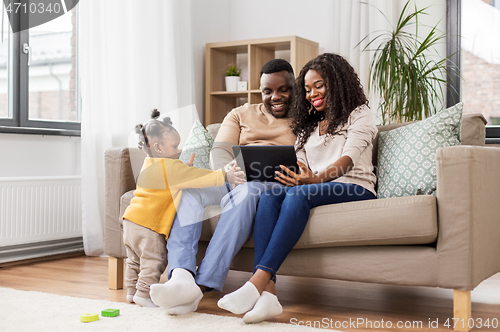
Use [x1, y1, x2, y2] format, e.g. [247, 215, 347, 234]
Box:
[274, 161, 318, 186]
[224, 160, 237, 172]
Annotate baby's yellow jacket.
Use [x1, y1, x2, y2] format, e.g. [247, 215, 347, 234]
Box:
[122, 157, 226, 238]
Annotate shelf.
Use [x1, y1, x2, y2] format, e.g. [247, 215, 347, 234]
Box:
[205, 36, 319, 126]
[210, 90, 262, 95]
[210, 91, 248, 96]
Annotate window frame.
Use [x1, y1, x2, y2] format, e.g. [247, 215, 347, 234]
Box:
[0, 2, 80, 136]
[446, 0, 460, 108]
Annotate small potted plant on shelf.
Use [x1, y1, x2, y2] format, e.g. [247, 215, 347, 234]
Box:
[225, 64, 242, 92]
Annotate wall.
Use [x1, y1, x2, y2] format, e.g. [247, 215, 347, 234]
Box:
[190, 0, 231, 122]
[227, 0, 447, 96]
[189, 0, 447, 122]
[0, 133, 81, 177]
[228, 0, 336, 54]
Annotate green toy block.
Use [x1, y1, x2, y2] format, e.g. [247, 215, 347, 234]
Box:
[101, 308, 120, 317]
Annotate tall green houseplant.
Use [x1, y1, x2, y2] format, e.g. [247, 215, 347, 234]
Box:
[360, 1, 455, 124]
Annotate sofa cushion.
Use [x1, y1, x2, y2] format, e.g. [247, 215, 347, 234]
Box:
[377, 103, 463, 198]
[461, 113, 487, 146]
[206, 123, 222, 139]
[179, 120, 214, 169]
[201, 195, 438, 248]
[120, 191, 135, 223]
[122, 191, 437, 248]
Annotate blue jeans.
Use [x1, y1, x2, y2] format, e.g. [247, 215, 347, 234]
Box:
[253, 182, 376, 281]
[166, 181, 284, 291]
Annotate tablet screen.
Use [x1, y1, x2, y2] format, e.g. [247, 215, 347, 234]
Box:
[232, 145, 299, 182]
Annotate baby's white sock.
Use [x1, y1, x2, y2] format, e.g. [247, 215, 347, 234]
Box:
[150, 268, 203, 310]
[126, 294, 135, 303]
[217, 282, 260, 314]
[164, 293, 203, 315]
[133, 295, 157, 307]
[243, 291, 283, 324]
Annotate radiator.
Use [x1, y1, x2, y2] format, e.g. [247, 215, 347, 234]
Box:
[0, 176, 83, 263]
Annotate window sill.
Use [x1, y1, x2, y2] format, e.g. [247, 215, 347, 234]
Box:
[0, 126, 81, 137]
[486, 138, 500, 145]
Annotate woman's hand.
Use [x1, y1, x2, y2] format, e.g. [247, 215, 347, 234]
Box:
[274, 161, 319, 186]
[276, 156, 354, 186]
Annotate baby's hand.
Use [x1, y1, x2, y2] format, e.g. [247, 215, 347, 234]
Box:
[186, 153, 195, 167]
[226, 162, 246, 185]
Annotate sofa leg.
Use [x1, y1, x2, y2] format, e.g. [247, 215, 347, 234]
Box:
[453, 290, 471, 332]
[108, 257, 124, 290]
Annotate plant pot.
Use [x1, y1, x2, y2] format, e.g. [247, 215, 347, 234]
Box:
[225, 76, 240, 92]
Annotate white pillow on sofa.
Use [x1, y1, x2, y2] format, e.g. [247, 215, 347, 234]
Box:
[377, 103, 463, 198]
[179, 120, 214, 169]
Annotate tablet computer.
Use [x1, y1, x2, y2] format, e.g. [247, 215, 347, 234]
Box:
[232, 145, 299, 182]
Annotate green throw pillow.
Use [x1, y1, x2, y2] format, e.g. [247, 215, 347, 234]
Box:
[377, 103, 463, 198]
[179, 120, 214, 170]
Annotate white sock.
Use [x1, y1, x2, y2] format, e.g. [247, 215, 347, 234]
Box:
[133, 295, 157, 307]
[164, 293, 203, 315]
[150, 268, 203, 310]
[126, 294, 135, 303]
[217, 282, 260, 314]
[243, 291, 283, 324]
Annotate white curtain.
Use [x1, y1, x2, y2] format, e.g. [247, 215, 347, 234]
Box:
[332, 0, 404, 123]
[79, 0, 196, 255]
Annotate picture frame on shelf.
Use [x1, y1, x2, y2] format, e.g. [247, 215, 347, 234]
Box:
[237, 81, 248, 91]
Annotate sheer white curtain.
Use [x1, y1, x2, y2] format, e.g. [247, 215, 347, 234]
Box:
[332, 0, 403, 122]
[79, 0, 195, 255]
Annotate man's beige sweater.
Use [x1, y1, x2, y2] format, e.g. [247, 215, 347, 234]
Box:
[210, 103, 297, 170]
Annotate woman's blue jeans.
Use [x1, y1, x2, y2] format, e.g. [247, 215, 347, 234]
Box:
[253, 182, 376, 282]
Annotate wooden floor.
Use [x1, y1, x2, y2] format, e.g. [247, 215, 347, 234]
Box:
[1, 254, 500, 331]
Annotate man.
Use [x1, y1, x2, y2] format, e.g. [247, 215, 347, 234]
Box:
[150, 59, 296, 314]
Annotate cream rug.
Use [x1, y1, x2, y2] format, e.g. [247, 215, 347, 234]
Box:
[1, 287, 337, 332]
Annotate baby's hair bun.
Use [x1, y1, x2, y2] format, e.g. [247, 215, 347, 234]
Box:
[135, 124, 143, 134]
[150, 109, 173, 126]
[151, 109, 161, 119]
[162, 116, 173, 126]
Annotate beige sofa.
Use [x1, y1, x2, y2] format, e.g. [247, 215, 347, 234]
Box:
[104, 113, 500, 332]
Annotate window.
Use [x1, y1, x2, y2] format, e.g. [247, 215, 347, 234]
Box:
[457, 0, 500, 142]
[0, 1, 79, 135]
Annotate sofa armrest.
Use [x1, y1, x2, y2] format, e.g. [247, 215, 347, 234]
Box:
[104, 147, 140, 258]
[436, 145, 500, 290]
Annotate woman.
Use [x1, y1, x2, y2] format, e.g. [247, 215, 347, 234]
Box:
[217, 53, 378, 323]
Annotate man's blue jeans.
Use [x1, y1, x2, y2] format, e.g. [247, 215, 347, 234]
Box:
[253, 182, 376, 281]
